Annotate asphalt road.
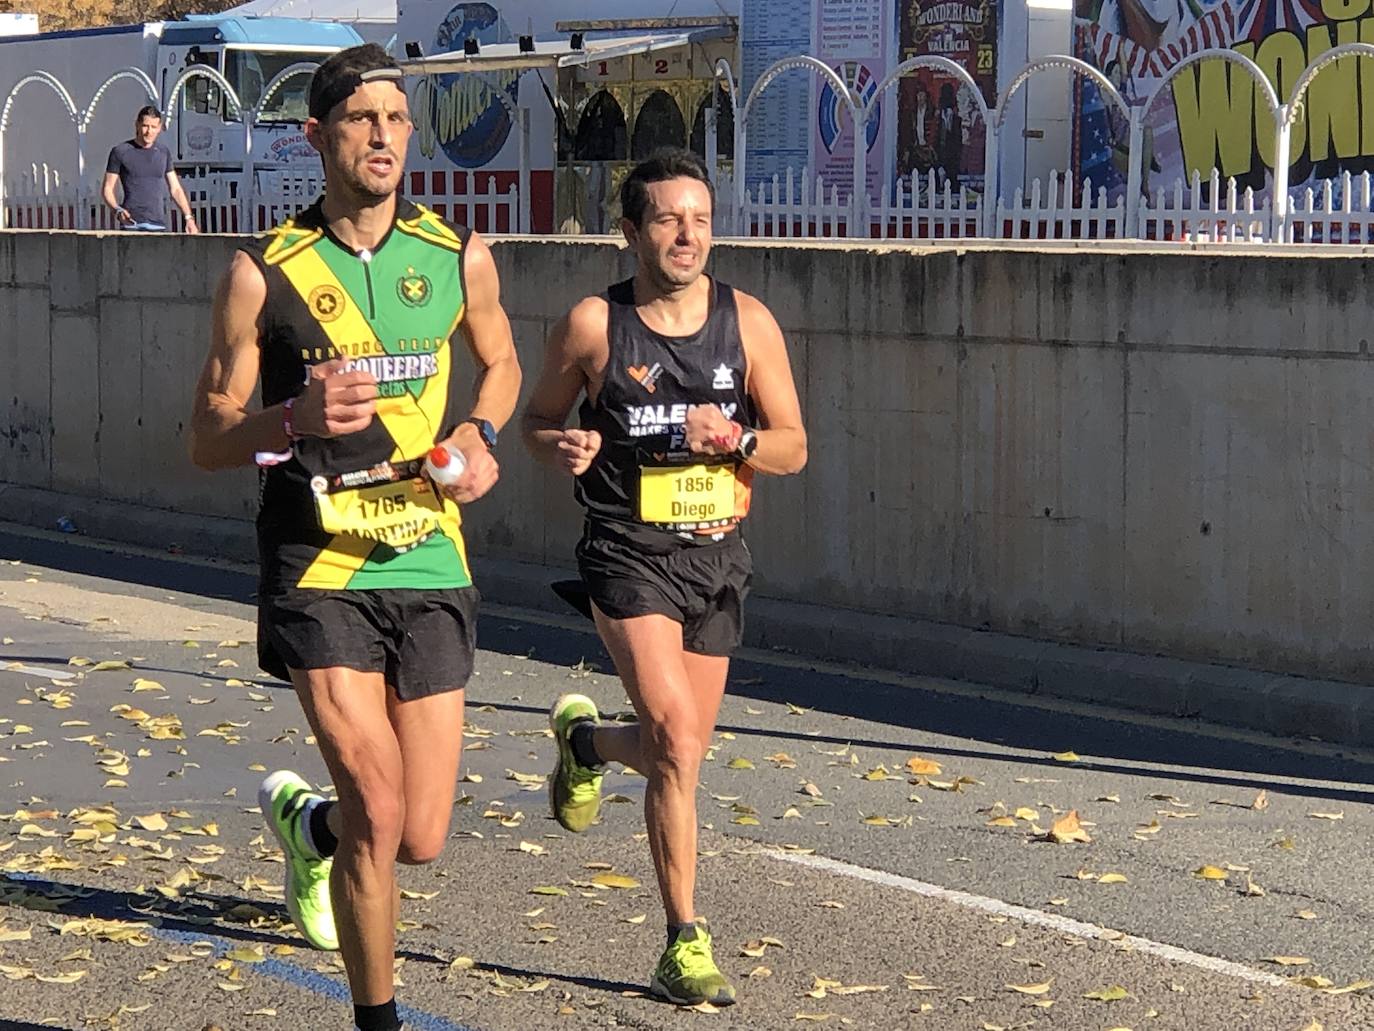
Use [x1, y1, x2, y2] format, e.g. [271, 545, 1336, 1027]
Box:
[0, 523, 1371, 1031]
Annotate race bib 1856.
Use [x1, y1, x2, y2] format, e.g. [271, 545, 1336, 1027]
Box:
[638, 463, 736, 525]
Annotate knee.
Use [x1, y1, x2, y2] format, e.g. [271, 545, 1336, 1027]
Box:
[342, 785, 405, 857]
[643, 715, 704, 778]
[397, 820, 449, 866]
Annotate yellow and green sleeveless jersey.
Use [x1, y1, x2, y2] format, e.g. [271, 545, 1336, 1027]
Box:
[243, 197, 476, 592]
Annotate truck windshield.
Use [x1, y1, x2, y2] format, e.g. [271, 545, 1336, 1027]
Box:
[225, 51, 323, 122]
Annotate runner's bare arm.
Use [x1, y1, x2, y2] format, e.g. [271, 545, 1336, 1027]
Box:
[187, 252, 283, 469]
[431, 232, 520, 505]
[737, 291, 807, 475]
[451, 232, 521, 454]
[521, 297, 608, 476]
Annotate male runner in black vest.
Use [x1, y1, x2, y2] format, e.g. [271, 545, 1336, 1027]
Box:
[522, 148, 807, 1006]
[189, 45, 520, 1031]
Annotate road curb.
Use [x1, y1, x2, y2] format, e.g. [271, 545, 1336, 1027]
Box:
[3, 482, 1370, 748]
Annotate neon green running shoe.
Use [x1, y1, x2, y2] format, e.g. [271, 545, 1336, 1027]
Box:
[548, 693, 604, 832]
[258, 770, 338, 951]
[650, 918, 737, 1007]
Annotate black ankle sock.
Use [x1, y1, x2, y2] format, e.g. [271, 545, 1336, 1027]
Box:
[308, 799, 339, 858]
[569, 719, 603, 769]
[668, 921, 695, 946]
[354, 1000, 400, 1031]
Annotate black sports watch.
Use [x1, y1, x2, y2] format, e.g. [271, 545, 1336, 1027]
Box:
[466, 417, 498, 450]
[735, 427, 759, 460]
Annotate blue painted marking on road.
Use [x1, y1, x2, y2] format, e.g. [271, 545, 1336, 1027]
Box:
[4, 874, 481, 1031]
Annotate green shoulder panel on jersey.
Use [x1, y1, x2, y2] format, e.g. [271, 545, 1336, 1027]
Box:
[261, 216, 325, 268]
[395, 203, 466, 253]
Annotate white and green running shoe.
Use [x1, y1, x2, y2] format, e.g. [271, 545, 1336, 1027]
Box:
[548, 693, 604, 832]
[258, 770, 338, 951]
[650, 918, 737, 1007]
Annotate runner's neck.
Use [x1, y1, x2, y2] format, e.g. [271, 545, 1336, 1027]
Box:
[321, 190, 398, 252]
[632, 272, 712, 337]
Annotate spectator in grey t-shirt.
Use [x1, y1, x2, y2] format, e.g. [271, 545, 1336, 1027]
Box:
[102, 106, 199, 233]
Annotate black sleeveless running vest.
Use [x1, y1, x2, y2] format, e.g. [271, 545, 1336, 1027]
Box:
[575, 277, 758, 537]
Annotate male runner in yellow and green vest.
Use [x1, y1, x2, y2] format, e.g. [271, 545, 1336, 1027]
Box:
[522, 148, 808, 1007]
[189, 44, 520, 1031]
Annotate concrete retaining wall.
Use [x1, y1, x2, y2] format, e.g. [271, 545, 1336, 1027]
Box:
[4, 229, 1373, 686]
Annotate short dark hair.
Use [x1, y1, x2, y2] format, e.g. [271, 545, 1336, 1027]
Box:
[136, 105, 162, 123]
[620, 147, 714, 227]
[308, 43, 405, 122]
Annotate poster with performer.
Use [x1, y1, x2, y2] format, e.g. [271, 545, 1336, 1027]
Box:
[1071, 0, 1366, 205]
[809, 0, 895, 197]
[895, 0, 998, 196]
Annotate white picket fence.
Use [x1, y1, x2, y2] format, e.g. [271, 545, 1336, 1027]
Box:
[3, 163, 522, 235]
[10, 158, 1374, 245]
[716, 166, 1374, 245]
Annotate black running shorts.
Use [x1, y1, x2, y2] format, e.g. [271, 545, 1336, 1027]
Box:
[258, 587, 478, 700]
[575, 523, 752, 656]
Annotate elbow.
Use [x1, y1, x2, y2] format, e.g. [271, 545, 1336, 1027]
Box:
[782, 433, 807, 475]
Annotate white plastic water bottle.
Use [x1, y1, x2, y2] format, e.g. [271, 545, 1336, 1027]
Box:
[424, 443, 466, 488]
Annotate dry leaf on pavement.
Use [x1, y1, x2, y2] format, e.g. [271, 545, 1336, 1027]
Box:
[1083, 985, 1129, 1001]
[1046, 810, 1091, 844]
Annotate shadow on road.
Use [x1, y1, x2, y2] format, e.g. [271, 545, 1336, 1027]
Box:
[5, 529, 1373, 802]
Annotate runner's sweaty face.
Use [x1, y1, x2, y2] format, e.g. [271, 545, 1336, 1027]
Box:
[309, 81, 411, 203]
[629, 177, 713, 290]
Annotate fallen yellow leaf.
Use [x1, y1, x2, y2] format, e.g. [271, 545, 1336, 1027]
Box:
[1006, 981, 1052, 995]
[1083, 985, 1129, 1001]
[591, 873, 640, 890]
[1265, 956, 1311, 966]
[1048, 810, 1091, 844]
[1194, 865, 1228, 880]
[904, 756, 942, 776]
[1052, 750, 1080, 762]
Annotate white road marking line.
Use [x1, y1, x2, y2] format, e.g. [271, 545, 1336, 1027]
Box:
[1, 663, 77, 681]
[769, 850, 1291, 988]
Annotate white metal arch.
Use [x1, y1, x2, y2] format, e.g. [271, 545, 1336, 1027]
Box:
[81, 68, 159, 132]
[1, 73, 82, 229]
[741, 54, 857, 127]
[734, 55, 865, 234]
[1, 71, 80, 130]
[1286, 41, 1374, 121]
[868, 55, 988, 122]
[1141, 47, 1279, 117]
[713, 58, 739, 116]
[996, 55, 1127, 130]
[162, 64, 246, 131]
[256, 62, 320, 117]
